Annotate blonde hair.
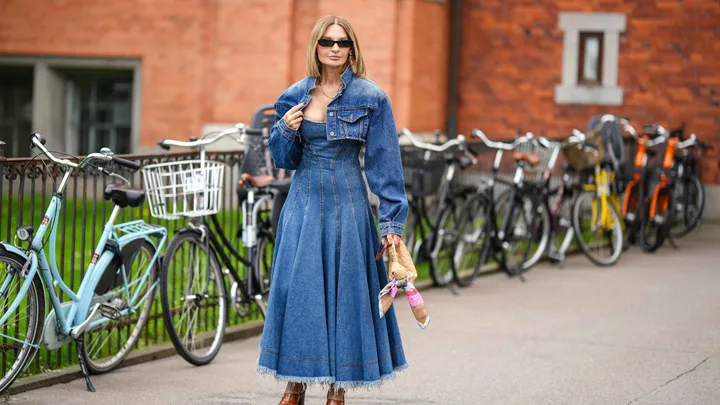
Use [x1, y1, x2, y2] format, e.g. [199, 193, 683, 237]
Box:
[305, 15, 366, 79]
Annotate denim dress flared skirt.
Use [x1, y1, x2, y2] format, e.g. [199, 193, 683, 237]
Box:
[256, 120, 407, 389]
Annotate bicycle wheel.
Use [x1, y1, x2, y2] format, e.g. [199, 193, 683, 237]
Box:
[496, 191, 550, 276]
[546, 191, 575, 264]
[160, 231, 227, 366]
[428, 205, 460, 287]
[640, 187, 672, 253]
[402, 202, 420, 254]
[452, 194, 491, 287]
[572, 191, 624, 266]
[0, 252, 45, 393]
[623, 184, 641, 246]
[81, 240, 159, 374]
[670, 174, 704, 238]
[253, 232, 274, 317]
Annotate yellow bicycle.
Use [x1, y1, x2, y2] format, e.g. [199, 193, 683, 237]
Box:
[565, 120, 626, 266]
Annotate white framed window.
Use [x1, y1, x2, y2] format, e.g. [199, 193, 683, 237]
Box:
[554, 12, 626, 105]
[0, 55, 141, 156]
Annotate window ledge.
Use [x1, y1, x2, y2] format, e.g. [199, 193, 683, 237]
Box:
[554, 84, 623, 105]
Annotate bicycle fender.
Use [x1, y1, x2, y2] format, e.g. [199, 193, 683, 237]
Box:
[0, 242, 30, 262]
[174, 227, 203, 237]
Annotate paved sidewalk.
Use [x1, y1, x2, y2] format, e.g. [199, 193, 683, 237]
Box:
[9, 226, 720, 405]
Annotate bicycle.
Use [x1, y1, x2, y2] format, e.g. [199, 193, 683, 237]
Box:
[562, 122, 627, 267]
[147, 123, 280, 366]
[524, 133, 588, 266]
[666, 124, 715, 239]
[451, 129, 551, 287]
[633, 126, 701, 252]
[508, 131, 569, 269]
[0, 134, 165, 393]
[622, 124, 672, 252]
[398, 129, 479, 289]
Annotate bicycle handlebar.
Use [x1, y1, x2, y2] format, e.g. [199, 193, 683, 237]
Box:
[676, 133, 697, 150]
[398, 128, 466, 152]
[597, 114, 638, 137]
[471, 129, 534, 150]
[30, 133, 138, 170]
[158, 123, 263, 150]
[643, 125, 670, 147]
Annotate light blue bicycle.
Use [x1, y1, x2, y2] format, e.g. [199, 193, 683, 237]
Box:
[0, 134, 166, 393]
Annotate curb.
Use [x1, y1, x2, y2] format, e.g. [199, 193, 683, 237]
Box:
[10, 321, 264, 395]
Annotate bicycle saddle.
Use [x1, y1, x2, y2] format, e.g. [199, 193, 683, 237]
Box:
[512, 152, 541, 167]
[104, 184, 146, 208]
[238, 173, 274, 188]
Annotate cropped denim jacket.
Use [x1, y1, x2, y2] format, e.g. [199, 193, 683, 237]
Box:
[268, 67, 408, 237]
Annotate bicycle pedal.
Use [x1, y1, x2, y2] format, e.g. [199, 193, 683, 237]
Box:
[100, 303, 121, 320]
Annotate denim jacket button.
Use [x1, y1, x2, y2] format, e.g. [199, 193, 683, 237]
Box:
[330, 131, 335, 136]
[329, 112, 334, 117]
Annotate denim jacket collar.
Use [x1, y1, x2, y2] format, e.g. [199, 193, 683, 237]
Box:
[304, 66, 354, 95]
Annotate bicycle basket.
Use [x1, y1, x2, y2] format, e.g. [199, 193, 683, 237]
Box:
[401, 147, 446, 197]
[513, 139, 561, 174]
[562, 142, 601, 170]
[141, 159, 226, 219]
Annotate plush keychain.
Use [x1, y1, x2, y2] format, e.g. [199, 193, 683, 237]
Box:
[375, 239, 430, 329]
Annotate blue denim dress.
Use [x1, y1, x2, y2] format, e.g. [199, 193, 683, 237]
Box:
[256, 117, 408, 389]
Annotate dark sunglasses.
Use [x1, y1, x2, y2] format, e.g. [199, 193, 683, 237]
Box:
[318, 39, 353, 48]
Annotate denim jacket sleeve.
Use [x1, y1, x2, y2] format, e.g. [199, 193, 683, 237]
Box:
[364, 93, 408, 237]
[268, 102, 303, 170]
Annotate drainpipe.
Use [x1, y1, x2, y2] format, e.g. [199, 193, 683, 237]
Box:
[446, 0, 462, 139]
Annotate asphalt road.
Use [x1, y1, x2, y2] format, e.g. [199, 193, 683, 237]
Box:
[9, 225, 720, 405]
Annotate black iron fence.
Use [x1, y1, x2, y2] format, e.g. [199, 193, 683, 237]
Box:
[0, 132, 698, 379]
[0, 145, 258, 378]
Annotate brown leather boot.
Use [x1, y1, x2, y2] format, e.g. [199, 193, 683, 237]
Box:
[326, 385, 345, 405]
[278, 382, 306, 405]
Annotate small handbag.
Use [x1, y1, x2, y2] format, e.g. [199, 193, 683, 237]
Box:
[375, 239, 430, 329]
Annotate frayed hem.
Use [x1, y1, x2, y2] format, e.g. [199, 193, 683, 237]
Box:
[256, 363, 408, 391]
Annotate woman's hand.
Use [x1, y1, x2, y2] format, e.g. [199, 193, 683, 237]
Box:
[382, 233, 401, 249]
[283, 103, 305, 130]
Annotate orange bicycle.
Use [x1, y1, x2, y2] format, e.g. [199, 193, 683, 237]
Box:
[623, 124, 700, 252]
[622, 124, 668, 251]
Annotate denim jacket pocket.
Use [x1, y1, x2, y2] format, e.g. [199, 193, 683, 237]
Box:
[335, 108, 369, 142]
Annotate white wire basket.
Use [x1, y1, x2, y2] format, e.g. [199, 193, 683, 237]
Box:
[141, 159, 226, 219]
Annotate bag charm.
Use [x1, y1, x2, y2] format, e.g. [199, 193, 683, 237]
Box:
[376, 239, 430, 329]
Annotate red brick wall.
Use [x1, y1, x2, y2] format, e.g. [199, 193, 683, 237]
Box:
[409, 0, 450, 131]
[457, 0, 720, 184]
[0, 0, 448, 149]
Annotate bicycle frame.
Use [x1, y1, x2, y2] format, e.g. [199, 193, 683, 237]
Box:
[0, 168, 165, 343]
[542, 166, 581, 260]
[585, 164, 622, 231]
[647, 138, 679, 219]
[198, 188, 274, 295]
[483, 150, 532, 266]
[622, 135, 655, 222]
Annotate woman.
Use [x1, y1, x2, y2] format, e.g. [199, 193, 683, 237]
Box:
[257, 15, 409, 405]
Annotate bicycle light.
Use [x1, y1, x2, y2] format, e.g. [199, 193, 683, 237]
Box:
[16, 226, 33, 242]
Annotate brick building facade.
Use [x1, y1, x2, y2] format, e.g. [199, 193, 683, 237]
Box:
[1, 0, 718, 189]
